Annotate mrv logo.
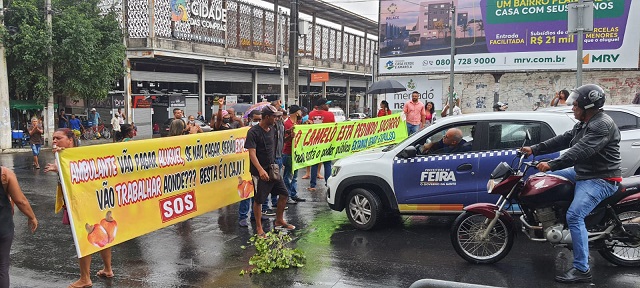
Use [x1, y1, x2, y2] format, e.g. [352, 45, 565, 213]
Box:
[420, 169, 456, 186]
[583, 53, 620, 64]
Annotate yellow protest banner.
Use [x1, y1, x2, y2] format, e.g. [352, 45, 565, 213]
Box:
[56, 128, 252, 258]
[291, 114, 408, 171]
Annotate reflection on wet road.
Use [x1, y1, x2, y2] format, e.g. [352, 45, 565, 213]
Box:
[3, 151, 640, 287]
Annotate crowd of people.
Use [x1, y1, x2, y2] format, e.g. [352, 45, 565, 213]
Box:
[161, 98, 335, 231]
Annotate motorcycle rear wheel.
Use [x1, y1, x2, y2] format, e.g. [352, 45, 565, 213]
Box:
[598, 210, 640, 267]
[451, 211, 514, 264]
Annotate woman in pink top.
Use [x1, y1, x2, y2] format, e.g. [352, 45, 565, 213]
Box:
[425, 101, 436, 127]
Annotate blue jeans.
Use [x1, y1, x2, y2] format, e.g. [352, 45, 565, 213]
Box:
[283, 154, 298, 198]
[407, 123, 420, 135]
[238, 198, 262, 220]
[310, 161, 331, 188]
[31, 144, 41, 156]
[550, 167, 617, 272]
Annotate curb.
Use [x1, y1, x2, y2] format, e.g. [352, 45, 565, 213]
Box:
[410, 279, 503, 288]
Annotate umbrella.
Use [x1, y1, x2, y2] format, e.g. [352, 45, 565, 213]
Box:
[242, 101, 271, 119]
[366, 79, 407, 94]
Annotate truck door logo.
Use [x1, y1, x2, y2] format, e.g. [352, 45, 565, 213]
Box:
[420, 169, 456, 186]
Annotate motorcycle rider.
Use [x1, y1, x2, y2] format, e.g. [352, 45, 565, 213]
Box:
[521, 84, 621, 284]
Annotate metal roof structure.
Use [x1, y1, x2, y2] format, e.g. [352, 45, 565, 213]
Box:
[263, 0, 379, 33]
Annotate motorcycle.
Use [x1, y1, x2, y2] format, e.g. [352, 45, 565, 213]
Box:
[450, 136, 640, 266]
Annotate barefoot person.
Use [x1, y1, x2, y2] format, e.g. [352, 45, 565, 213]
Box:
[0, 166, 38, 288]
[245, 105, 295, 236]
[44, 128, 114, 288]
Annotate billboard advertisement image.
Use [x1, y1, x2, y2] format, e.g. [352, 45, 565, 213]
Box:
[378, 0, 640, 73]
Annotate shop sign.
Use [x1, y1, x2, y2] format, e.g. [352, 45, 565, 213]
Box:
[170, 95, 187, 107]
[171, 0, 227, 45]
[311, 72, 330, 83]
[132, 96, 152, 108]
[112, 95, 125, 108]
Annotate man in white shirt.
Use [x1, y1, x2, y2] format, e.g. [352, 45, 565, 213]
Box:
[111, 114, 121, 142]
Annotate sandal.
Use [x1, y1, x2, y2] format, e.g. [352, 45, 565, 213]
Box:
[96, 270, 114, 278]
[301, 175, 310, 179]
[274, 223, 296, 231]
[307, 187, 316, 192]
[256, 232, 266, 239]
[317, 175, 324, 179]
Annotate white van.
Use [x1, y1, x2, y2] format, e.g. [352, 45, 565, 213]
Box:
[329, 107, 346, 122]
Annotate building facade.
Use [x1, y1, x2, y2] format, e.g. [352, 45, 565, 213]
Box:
[98, 0, 377, 138]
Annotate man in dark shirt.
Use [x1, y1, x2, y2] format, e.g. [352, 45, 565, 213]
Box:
[244, 105, 295, 236]
[58, 110, 69, 128]
[421, 128, 471, 154]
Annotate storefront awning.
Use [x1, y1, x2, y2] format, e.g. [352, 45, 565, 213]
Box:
[10, 100, 58, 110]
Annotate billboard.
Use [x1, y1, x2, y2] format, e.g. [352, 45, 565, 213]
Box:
[380, 77, 444, 111]
[378, 0, 640, 74]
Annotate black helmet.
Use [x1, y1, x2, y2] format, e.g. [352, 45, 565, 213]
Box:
[566, 84, 606, 110]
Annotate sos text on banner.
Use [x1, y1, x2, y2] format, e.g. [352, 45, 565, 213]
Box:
[291, 114, 409, 171]
[56, 128, 252, 258]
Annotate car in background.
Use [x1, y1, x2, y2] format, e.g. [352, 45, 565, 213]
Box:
[348, 113, 367, 121]
[329, 107, 346, 122]
[160, 118, 212, 137]
[326, 111, 578, 230]
[540, 104, 640, 177]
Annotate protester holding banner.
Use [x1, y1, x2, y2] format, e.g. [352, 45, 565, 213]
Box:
[403, 91, 426, 135]
[44, 128, 114, 288]
[283, 105, 305, 203]
[0, 166, 38, 288]
[239, 110, 270, 227]
[308, 98, 336, 191]
[118, 124, 135, 142]
[245, 105, 294, 236]
[169, 119, 186, 137]
[186, 116, 203, 134]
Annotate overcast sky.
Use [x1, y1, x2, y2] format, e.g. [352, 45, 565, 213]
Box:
[324, 0, 381, 22]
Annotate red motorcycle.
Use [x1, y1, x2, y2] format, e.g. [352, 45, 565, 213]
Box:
[451, 149, 640, 266]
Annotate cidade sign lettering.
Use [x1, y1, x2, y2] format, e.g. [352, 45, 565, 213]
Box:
[188, 1, 227, 31]
[171, 0, 227, 45]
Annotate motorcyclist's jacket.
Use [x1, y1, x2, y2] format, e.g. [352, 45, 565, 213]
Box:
[531, 110, 621, 180]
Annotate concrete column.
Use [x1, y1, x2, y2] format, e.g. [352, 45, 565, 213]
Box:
[200, 64, 206, 115]
[346, 77, 350, 115]
[0, 0, 11, 149]
[252, 70, 258, 104]
[123, 59, 132, 124]
[45, 0, 54, 147]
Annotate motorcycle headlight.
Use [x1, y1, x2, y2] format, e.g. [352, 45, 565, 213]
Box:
[487, 179, 501, 193]
[331, 166, 341, 177]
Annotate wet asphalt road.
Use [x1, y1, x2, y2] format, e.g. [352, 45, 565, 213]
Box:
[3, 146, 640, 288]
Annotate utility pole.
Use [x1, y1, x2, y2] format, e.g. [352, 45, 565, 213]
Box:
[45, 0, 54, 146]
[568, 0, 593, 87]
[0, 0, 11, 149]
[448, 1, 456, 116]
[287, 0, 299, 106]
[278, 8, 285, 106]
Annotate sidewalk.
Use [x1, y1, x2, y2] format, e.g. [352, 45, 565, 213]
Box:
[1, 137, 113, 153]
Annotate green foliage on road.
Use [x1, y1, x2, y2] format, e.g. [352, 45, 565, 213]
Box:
[240, 231, 306, 275]
[1, 0, 125, 103]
